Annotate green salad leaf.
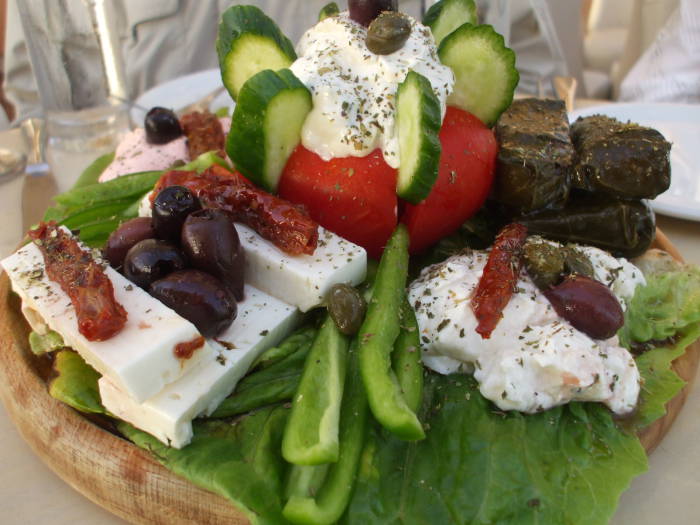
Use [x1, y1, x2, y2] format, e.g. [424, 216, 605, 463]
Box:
[48, 349, 105, 414]
[620, 265, 700, 345]
[72, 152, 115, 188]
[343, 375, 647, 525]
[28, 330, 65, 355]
[118, 407, 290, 525]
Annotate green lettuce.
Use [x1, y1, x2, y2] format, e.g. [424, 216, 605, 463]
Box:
[118, 408, 290, 524]
[343, 375, 647, 525]
[49, 349, 104, 414]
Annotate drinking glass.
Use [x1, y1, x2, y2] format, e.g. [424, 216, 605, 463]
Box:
[16, 0, 131, 154]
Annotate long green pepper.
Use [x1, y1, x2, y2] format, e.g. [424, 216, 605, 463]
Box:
[283, 339, 369, 525]
[282, 314, 349, 465]
[358, 224, 425, 441]
[393, 297, 424, 414]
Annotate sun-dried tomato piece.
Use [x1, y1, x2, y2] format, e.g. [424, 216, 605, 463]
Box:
[153, 166, 319, 255]
[28, 222, 127, 341]
[179, 111, 226, 159]
[471, 222, 528, 339]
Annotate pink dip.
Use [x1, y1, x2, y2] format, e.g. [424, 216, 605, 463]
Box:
[99, 117, 232, 182]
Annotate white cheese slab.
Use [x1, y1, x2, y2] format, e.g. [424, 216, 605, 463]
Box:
[1, 240, 214, 402]
[99, 284, 299, 448]
[237, 224, 366, 312]
[139, 193, 367, 312]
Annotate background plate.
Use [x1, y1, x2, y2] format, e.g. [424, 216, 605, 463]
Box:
[569, 103, 700, 222]
[130, 69, 233, 125]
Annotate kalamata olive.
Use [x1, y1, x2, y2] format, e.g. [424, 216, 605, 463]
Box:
[144, 107, 183, 144]
[123, 239, 186, 288]
[366, 11, 411, 55]
[523, 239, 565, 290]
[149, 270, 237, 337]
[152, 185, 201, 241]
[544, 274, 624, 340]
[181, 209, 245, 301]
[328, 283, 367, 335]
[104, 217, 155, 269]
[563, 245, 595, 279]
[348, 0, 397, 27]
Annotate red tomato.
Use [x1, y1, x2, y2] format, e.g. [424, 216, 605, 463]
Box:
[402, 107, 497, 253]
[279, 147, 398, 258]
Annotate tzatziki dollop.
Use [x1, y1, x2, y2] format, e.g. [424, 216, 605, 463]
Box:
[290, 12, 454, 168]
[408, 244, 646, 415]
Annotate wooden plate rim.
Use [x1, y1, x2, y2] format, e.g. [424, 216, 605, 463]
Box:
[0, 229, 698, 524]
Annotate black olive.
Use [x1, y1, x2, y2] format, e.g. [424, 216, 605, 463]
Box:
[181, 209, 245, 301]
[123, 239, 186, 289]
[104, 217, 155, 270]
[327, 283, 367, 335]
[149, 270, 237, 338]
[348, 0, 397, 27]
[144, 107, 183, 144]
[366, 12, 411, 55]
[544, 274, 624, 340]
[152, 185, 202, 242]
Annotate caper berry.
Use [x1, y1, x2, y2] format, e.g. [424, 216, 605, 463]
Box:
[327, 283, 367, 335]
[563, 245, 595, 279]
[523, 239, 565, 290]
[366, 12, 411, 55]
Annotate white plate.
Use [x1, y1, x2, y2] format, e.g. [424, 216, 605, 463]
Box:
[569, 103, 700, 222]
[131, 69, 234, 125]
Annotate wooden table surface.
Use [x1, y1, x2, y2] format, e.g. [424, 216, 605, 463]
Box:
[0, 113, 699, 525]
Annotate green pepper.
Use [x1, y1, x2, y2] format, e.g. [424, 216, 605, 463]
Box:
[210, 336, 314, 418]
[283, 339, 369, 525]
[393, 298, 423, 413]
[251, 325, 317, 371]
[282, 314, 349, 465]
[358, 224, 425, 441]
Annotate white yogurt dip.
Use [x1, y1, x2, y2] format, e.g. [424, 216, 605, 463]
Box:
[290, 12, 454, 168]
[407, 243, 646, 415]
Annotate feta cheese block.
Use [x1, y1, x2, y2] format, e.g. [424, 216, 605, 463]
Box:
[139, 193, 367, 312]
[99, 284, 299, 448]
[237, 224, 366, 312]
[2, 240, 214, 402]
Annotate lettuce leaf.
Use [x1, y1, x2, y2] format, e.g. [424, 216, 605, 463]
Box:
[343, 374, 648, 525]
[48, 349, 105, 414]
[118, 408, 290, 525]
[620, 265, 700, 346]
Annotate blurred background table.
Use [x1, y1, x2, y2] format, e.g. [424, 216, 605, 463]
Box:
[0, 108, 699, 523]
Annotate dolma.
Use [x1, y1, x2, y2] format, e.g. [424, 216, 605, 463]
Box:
[518, 195, 655, 259]
[571, 115, 671, 199]
[493, 98, 574, 212]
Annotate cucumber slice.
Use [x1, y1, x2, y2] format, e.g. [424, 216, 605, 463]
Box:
[438, 24, 519, 126]
[318, 2, 340, 21]
[396, 71, 442, 204]
[423, 0, 477, 46]
[216, 5, 297, 101]
[227, 69, 312, 192]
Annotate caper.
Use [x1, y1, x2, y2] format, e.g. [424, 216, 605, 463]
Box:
[523, 239, 565, 290]
[366, 12, 411, 55]
[563, 245, 595, 279]
[327, 283, 367, 335]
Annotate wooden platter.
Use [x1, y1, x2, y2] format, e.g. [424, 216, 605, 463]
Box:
[0, 230, 698, 525]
